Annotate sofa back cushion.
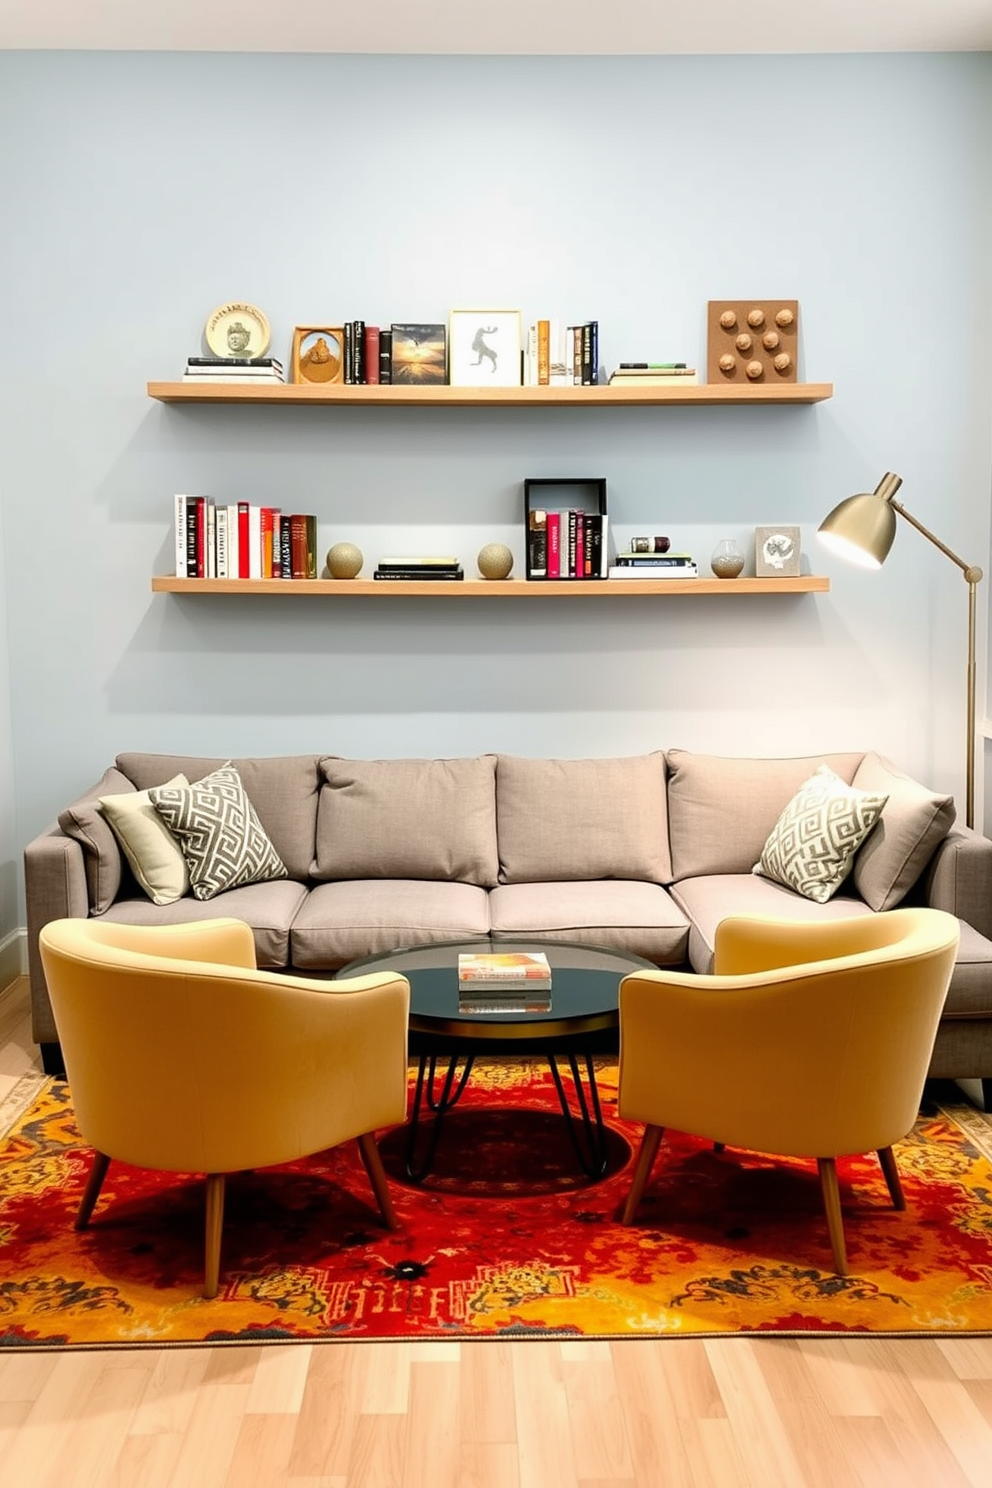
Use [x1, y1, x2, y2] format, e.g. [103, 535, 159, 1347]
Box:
[313, 755, 499, 886]
[496, 752, 671, 884]
[850, 751, 956, 911]
[116, 753, 320, 881]
[666, 749, 866, 881]
[58, 767, 136, 914]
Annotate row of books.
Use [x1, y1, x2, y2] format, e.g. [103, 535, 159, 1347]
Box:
[174, 496, 317, 579]
[608, 551, 699, 579]
[181, 356, 285, 384]
[523, 320, 600, 386]
[526, 510, 610, 580]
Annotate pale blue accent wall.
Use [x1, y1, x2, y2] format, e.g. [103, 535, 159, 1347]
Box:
[0, 50, 990, 913]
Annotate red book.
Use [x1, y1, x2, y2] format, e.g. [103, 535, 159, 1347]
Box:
[237, 502, 250, 578]
[289, 514, 310, 579]
[574, 510, 585, 579]
[547, 511, 561, 579]
[364, 326, 381, 385]
[195, 497, 206, 578]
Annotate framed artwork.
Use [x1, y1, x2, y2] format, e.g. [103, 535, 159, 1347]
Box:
[755, 525, 802, 577]
[389, 323, 447, 385]
[449, 309, 522, 388]
[292, 327, 345, 385]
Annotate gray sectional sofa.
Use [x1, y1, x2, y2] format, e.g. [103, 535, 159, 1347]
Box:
[24, 748, 992, 1103]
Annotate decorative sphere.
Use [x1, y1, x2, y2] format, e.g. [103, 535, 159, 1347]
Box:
[326, 542, 363, 579]
[477, 543, 514, 580]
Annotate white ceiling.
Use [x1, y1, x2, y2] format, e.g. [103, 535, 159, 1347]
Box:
[1, 0, 990, 55]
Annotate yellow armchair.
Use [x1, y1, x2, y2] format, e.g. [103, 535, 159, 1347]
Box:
[617, 907, 960, 1274]
[38, 917, 411, 1298]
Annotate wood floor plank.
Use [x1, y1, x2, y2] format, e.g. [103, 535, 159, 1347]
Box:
[829, 1417, 915, 1488]
[793, 1339, 883, 1417]
[0, 1350, 113, 1488]
[222, 1413, 298, 1487]
[513, 1342, 579, 1488]
[246, 1343, 313, 1414]
[346, 1412, 408, 1488]
[157, 1378, 253, 1488]
[610, 1341, 697, 1488]
[460, 1340, 517, 1445]
[562, 1353, 634, 1480]
[892, 1337, 992, 1487]
[703, 1339, 809, 1488]
[107, 1431, 186, 1488]
[753, 1338, 866, 1488]
[287, 1344, 357, 1478]
[402, 1360, 461, 1488]
[692, 1418, 753, 1488]
[937, 1338, 992, 1380]
[128, 1347, 213, 1435]
[45, 1363, 154, 1488]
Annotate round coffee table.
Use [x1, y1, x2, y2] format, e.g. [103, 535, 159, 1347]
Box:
[340, 938, 656, 1182]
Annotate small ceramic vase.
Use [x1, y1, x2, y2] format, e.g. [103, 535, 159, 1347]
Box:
[710, 539, 746, 579]
[477, 543, 514, 580]
[326, 542, 364, 579]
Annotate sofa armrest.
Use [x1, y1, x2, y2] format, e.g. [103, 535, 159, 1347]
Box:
[918, 826, 992, 940]
[24, 823, 90, 1045]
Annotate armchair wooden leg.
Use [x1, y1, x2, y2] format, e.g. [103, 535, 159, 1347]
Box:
[357, 1132, 399, 1230]
[75, 1151, 111, 1230]
[877, 1146, 906, 1210]
[203, 1173, 226, 1300]
[621, 1125, 665, 1225]
[817, 1157, 848, 1275]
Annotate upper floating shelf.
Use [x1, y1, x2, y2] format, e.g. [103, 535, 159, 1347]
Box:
[152, 576, 830, 598]
[147, 381, 834, 408]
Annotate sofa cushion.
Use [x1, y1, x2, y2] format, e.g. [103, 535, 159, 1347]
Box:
[753, 765, 888, 903]
[489, 880, 689, 965]
[496, 753, 671, 884]
[95, 879, 308, 968]
[671, 873, 875, 975]
[851, 751, 957, 911]
[99, 774, 190, 905]
[149, 765, 288, 901]
[665, 749, 866, 881]
[290, 879, 492, 968]
[313, 756, 498, 886]
[117, 753, 321, 881]
[58, 767, 135, 915]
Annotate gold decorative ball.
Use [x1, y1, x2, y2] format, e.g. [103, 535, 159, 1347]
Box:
[477, 543, 514, 580]
[326, 542, 363, 579]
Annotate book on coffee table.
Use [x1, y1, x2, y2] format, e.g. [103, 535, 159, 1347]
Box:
[457, 951, 552, 990]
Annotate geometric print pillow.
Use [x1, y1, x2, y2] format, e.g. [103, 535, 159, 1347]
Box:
[149, 763, 287, 902]
[753, 764, 889, 905]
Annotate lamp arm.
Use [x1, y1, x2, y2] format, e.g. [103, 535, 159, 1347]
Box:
[890, 497, 982, 830]
[890, 498, 984, 585]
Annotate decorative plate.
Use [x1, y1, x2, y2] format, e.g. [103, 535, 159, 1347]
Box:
[204, 302, 271, 360]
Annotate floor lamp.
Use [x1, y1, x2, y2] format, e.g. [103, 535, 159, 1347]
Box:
[818, 472, 984, 830]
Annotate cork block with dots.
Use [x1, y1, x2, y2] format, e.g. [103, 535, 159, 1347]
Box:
[707, 300, 799, 384]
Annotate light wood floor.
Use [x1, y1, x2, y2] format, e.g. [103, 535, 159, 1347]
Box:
[2, 975, 992, 1487]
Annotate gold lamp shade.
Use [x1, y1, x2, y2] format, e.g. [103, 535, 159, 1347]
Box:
[817, 473, 902, 568]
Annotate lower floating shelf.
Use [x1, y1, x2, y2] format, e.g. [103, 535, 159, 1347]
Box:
[152, 575, 830, 598]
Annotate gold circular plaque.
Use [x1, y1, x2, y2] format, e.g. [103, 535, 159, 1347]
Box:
[205, 302, 271, 360]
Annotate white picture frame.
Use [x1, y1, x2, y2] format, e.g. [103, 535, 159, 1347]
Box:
[755, 525, 802, 577]
[448, 309, 522, 388]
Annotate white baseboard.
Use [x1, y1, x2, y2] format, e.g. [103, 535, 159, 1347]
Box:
[0, 928, 27, 992]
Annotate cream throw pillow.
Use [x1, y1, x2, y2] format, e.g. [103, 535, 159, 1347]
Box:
[149, 764, 287, 902]
[754, 765, 888, 904]
[99, 774, 190, 905]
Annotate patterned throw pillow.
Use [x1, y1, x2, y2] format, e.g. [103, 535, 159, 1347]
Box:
[753, 765, 888, 904]
[149, 764, 287, 901]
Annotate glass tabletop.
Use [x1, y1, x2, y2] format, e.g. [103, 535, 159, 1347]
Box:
[340, 938, 657, 1036]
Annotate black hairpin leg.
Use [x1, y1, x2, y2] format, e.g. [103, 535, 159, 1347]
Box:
[546, 1051, 609, 1178]
[404, 1051, 476, 1182]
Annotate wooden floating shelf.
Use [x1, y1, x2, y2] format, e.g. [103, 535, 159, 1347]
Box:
[152, 576, 830, 598]
[147, 381, 833, 408]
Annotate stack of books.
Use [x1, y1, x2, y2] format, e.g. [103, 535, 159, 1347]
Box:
[457, 951, 552, 1014]
[608, 550, 698, 579]
[373, 556, 464, 581]
[607, 364, 699, 387]
[182, 357, 285, 383]
[174, 496, 316, 578]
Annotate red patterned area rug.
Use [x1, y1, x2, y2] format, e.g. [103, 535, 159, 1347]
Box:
[2, 1059, 992, 1349]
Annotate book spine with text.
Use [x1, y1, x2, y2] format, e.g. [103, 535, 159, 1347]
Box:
[226, 503, 240, 580]
[364, 326, 380, 385]
[289, 515, 309, 579]
[174, 495, 187, 578]
[206, 501, 216, 578]
[280, 516, 292, 578]
[260, 507, 274, 578]
[238, 502, 250, 578]
[215, 504, 228, 578]
[537, 319, 550, 385]
[379, 329, 392, 384]
[546, 510, 561, 579]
